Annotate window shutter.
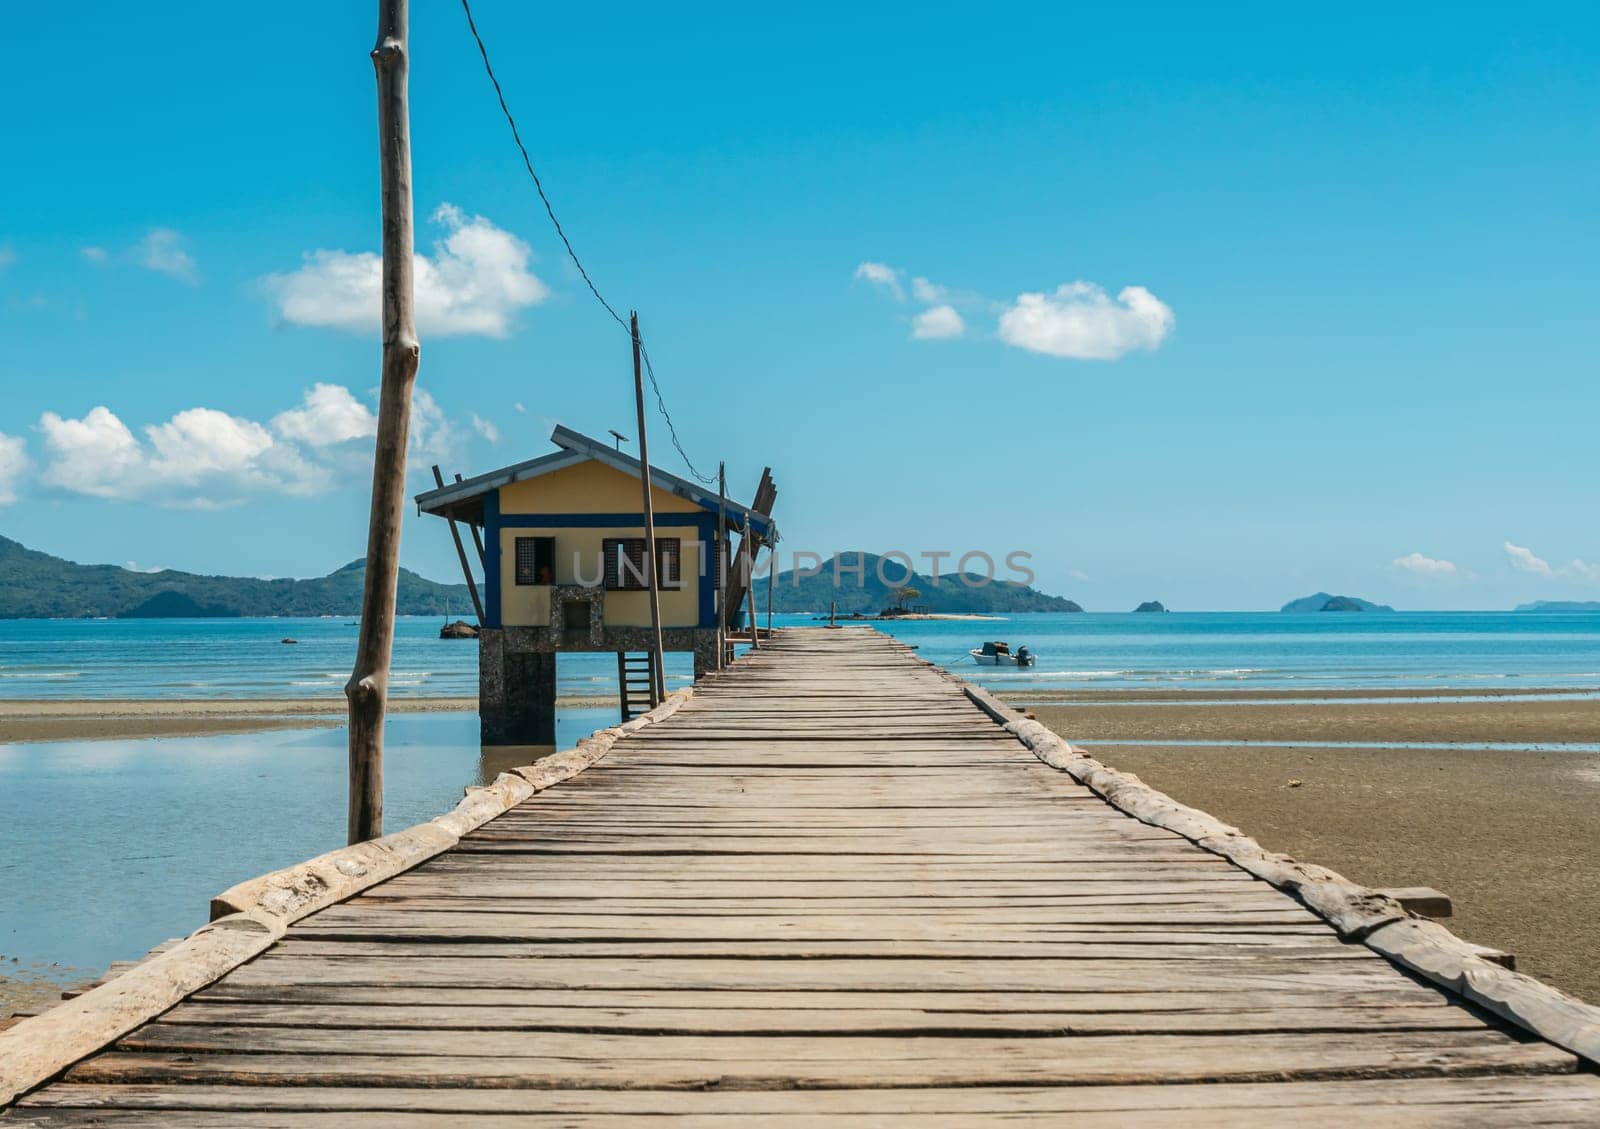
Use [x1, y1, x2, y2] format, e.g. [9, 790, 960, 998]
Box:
[514, 538, 538, 585]
[602, 538, 622, 590]
[657, 538, 681, 588]
[625, 539, 648, 590]
[533, 537, 555, 582]
[714, 536, 729, 589]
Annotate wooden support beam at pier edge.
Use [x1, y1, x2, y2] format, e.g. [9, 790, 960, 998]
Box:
[430, 465, 483, 624]
[452, 472, 485, 568]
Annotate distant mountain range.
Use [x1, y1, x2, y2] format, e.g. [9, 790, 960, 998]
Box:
[1514, 601, 1600, 613]
[1280, 592, 1395, 613]
[0, 535, 473, 618]
[770, 553, 1082, 615]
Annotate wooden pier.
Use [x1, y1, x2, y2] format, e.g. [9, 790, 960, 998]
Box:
[7, 628, 1600, 1124]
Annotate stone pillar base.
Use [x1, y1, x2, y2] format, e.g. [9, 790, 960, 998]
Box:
[479, 630, 556, 746]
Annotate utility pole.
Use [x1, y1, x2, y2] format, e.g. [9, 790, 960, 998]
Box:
[716, 462, 728, 669]
[346, 0, 419, 845]
[632, 312, 666, 705]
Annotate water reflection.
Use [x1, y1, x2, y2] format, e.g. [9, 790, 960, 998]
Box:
[0, 707, 616, 981]
[477, 744, 556, 784]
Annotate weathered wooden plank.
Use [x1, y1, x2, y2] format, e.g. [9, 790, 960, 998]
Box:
[214, 955, 1424, 992]
[66, 1030, 1574, 1088]
[19, 1074, 1600, 1124]
[190, 985, 1451, 1010]
[154, 1000, 1489, 1036]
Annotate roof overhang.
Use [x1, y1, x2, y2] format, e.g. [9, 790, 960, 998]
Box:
[413, 426, 778, 540]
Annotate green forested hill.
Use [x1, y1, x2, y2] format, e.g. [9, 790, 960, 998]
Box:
[0, 535, 473, 618]
[768, 552, 1082, 614]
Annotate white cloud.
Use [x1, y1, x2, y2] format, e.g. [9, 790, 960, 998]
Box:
[1394, 552, 1457, 576]
[38, 407, 144, 498]
[272, 383, 377, 447]
[853, 261, 904, 301]
[998, 282, 1174, 360]
[38, 405, 323, 504]
[1504, 541, 1552, 576]
[512, 402, 527, 414]
[909, 276, 984, 308]
[470, 412, 502, 444]
[911, 304, 966, 340]
[409, 389, 460, 467]
[1567, 559, 1600, 581]
[0, 432, 28, 505]
[32, 383, 467, 508]
[264, 204, 549, 338]
[81, 246, 109, 264]
[135, 228, 198, 282]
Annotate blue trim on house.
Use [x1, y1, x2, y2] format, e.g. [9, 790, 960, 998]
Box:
[494, 512, 706, 528]
[484, 491, 501, 628]
[484, 508, 719, 629]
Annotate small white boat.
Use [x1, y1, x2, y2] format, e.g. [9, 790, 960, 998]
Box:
[970, 641, 1034, 667]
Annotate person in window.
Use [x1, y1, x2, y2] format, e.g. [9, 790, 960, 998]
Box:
[537, 564, 553, 585]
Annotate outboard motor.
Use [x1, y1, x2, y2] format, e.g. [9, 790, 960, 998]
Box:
[1015, 645, 1031, 667]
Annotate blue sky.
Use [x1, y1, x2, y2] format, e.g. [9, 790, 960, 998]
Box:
[1, 2, 1596, 611]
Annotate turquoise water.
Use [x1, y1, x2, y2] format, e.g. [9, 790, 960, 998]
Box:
[0, 616, 692, 700]
[0, 709, 613, 981]
[863, 611, 1600, 691]
[4, 611, 1600, 700]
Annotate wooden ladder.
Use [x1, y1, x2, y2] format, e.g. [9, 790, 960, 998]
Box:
[617, 651, 659, 721]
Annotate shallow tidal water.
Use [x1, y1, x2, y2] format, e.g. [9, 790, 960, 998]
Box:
[0, 708, 612, 981]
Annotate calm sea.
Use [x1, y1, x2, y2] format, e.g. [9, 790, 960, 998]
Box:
[5, 610, 1600, 700]
[4, 609, 1600, 984]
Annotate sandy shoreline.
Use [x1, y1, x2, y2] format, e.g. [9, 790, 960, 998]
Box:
[1013, 695, 1600, 746]
[0, 696, 613, 743]
[1026, 700, 1600, 1005]
[1008, 686, 1600, 703]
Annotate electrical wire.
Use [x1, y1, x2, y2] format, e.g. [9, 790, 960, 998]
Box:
[458, 0, 717, 485]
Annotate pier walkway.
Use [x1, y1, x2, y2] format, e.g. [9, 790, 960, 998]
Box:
[8, 628, 1600, 1124]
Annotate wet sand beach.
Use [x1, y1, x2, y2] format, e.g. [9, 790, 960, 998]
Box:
[1012, 691, 1600, 746]
[1019, 694, 1600, 1004]
[0, 695, 611, 743]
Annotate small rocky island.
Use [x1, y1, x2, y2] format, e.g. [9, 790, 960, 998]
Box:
[1280, 592, 1395, 613]
[1133, 601, 1167, 613]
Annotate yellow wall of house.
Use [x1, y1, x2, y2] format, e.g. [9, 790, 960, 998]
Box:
[498, 525, 703, 629]
[498, 459, 701, 516]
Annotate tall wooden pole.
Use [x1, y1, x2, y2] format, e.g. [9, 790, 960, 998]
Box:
[631, 312, 666, 706]
[716, 462, 727, 670]
[766, 548, 775, 636]
[346, 0, 419, 845]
